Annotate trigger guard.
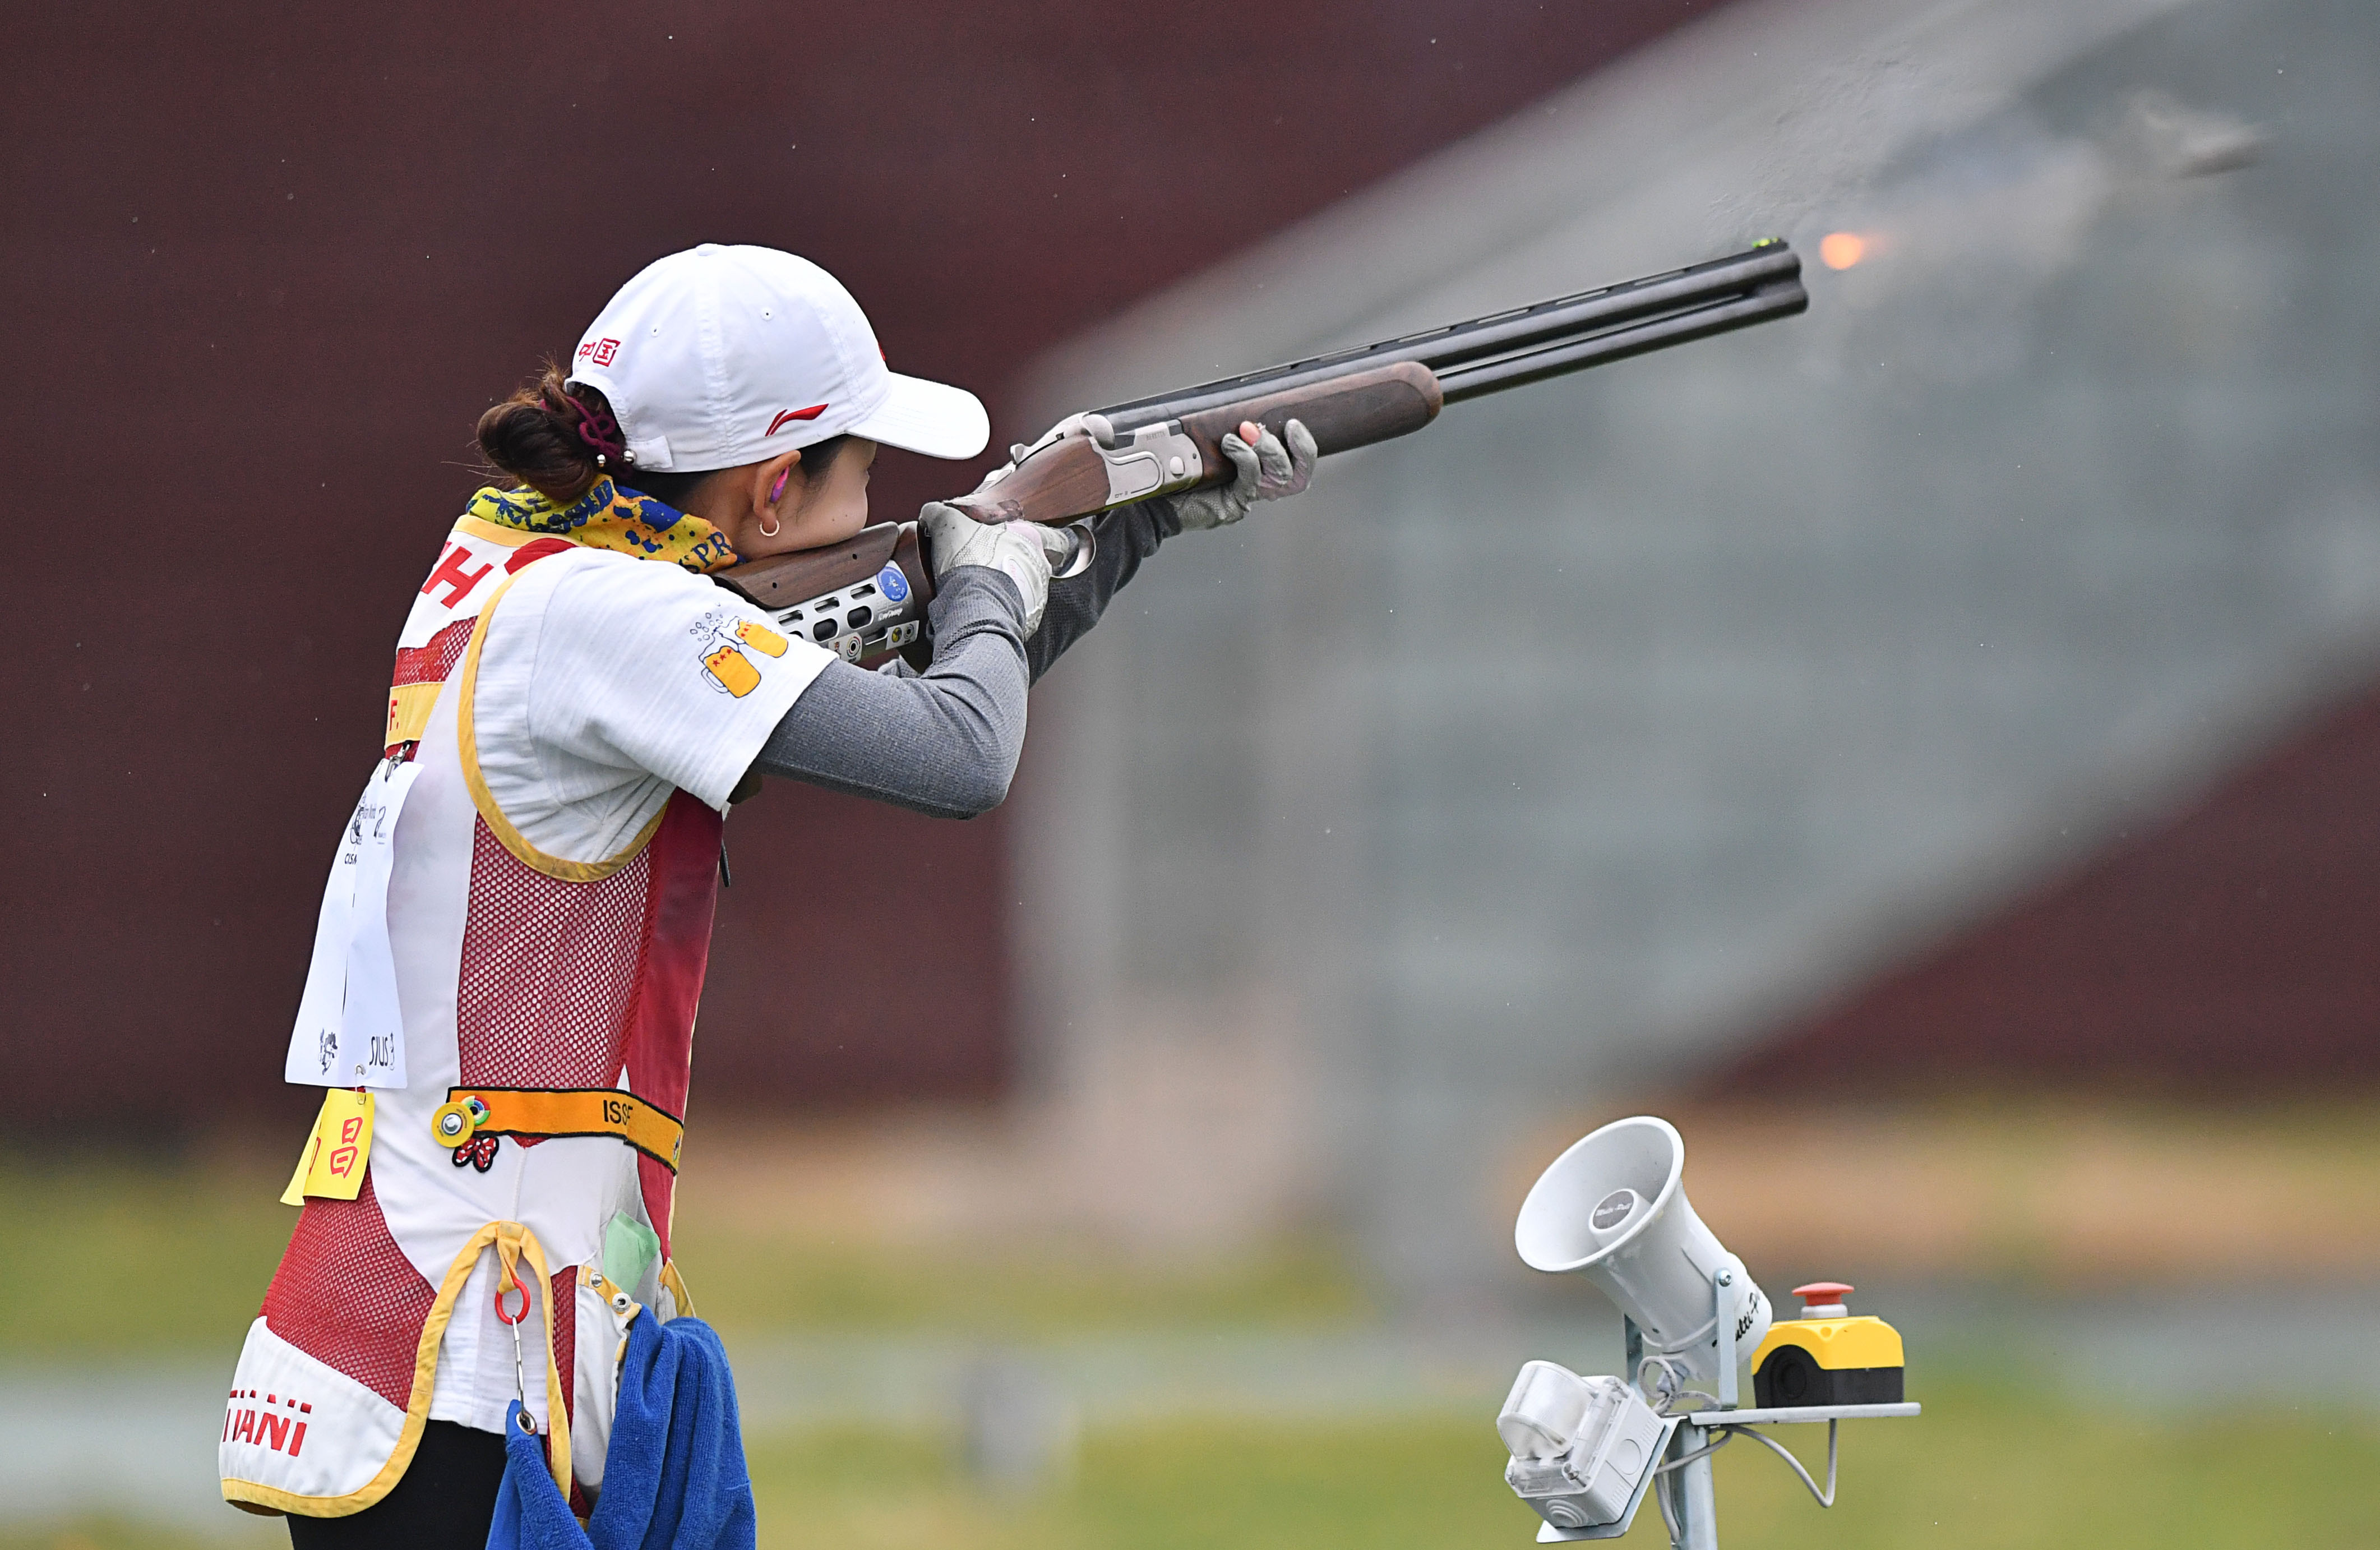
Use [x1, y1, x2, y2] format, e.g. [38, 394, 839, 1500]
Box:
[1051, 520, 1096, 580]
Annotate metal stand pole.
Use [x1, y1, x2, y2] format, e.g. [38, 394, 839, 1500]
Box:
[1670, 1422, 1720, 1550]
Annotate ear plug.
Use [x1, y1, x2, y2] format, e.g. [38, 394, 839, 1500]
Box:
[770, 468, 790, 506]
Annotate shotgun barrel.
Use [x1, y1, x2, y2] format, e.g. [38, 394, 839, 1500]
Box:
[945, 241, 1806, 526]
[1094, 242, 1805, 429]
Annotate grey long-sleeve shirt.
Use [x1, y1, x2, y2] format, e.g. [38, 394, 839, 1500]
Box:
[745, 497, 1179, 818]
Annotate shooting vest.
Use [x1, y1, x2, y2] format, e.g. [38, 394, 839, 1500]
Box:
[223, 484, 743, 1518]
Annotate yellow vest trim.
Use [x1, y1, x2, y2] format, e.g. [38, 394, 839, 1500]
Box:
[1750, 1314, 1905, 1373]
[454, 513, 548, 548]
[380, 516, 557, 753]
[456, 565, 667, 883]
[221, 1220, 572, 1517]
[659, 1258, 697, 1320]
[383, 681, 443, 750]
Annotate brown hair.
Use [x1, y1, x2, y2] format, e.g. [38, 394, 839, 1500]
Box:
[475, 362, 616, 506]
[475, 362, 848, 510]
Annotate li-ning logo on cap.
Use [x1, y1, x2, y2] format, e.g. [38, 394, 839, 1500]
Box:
[766, 405, 829, 436]
[576, 337, 621, 367]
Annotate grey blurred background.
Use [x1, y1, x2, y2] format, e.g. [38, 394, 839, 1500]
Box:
[1010, 0, 2380, 1293]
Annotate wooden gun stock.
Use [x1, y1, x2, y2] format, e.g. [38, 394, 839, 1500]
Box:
[715, 523, 908, 613]
[715, 522, 933, 665]
[944, 438, 1114, 527]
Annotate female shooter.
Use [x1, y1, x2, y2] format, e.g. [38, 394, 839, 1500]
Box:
[220, 243, 1314, 1545]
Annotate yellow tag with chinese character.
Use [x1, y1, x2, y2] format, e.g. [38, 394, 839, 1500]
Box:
[279, 1090, 376, 1205]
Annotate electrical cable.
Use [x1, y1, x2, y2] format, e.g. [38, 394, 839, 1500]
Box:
[1634, 1351, 1720, 1550]
[1645, 1410, 1838, 1546]
[1651, 1430, 1733, 1475]
[1722, 1419, 1840, 1508]
[1624, 1367, 1850, 1543]
[1634, 1355, 1718, 1417]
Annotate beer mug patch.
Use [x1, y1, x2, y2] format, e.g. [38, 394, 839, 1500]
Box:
[692, 606, 789, 697]
[734, 619, 789, 657]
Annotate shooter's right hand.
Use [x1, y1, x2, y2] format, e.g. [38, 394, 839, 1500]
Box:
[920, 501, 1053, 635]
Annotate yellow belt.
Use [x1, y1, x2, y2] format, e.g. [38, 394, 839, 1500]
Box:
[433, 1087, 685, 1171]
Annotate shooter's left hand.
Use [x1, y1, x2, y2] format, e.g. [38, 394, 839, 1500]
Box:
[1169, 418, 1318, 532]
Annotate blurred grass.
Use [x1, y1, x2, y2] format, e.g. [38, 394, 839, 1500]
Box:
[0, 1160, 294, 1357]
[669, 1227, 1368, 1339]
[22, 1096, 2374, 1358]
[0, 1156, 1366, 1359]
[0, 1526, 278, 1550]
[741, 1376, 2380, 1550]
[10, 1127, 2378, 1550]
[10, 1375, 2374, 1550]
[1639, 1097, 2380, 1290]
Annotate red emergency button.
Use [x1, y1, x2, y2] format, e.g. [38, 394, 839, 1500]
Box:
[1792, 1281, 1854, 1315]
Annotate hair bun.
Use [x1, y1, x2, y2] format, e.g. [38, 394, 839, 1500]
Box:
[476, 363, 608, 504]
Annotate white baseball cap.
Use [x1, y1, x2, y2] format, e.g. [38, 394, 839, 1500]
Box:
[565, 243, 989, 470]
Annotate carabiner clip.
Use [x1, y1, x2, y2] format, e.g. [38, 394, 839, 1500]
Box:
[495, 1270, 533, 1409]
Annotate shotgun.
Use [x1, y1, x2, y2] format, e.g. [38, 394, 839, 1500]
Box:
[715, 241, 1806, 660]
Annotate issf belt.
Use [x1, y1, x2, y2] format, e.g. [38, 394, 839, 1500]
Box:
[431, 1087, 685, 1171]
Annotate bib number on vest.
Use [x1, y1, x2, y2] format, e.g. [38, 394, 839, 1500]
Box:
[285, 760, 419, 1089]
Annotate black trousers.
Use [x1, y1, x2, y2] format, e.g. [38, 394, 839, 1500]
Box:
[285, 1420, 509, 1549]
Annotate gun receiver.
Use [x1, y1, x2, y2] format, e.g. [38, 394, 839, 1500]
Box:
[952, 360, 1445, 527]
[717, 242, 1807, 659]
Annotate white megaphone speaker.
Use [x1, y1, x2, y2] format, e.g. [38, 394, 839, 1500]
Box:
[1514, 1116, 1769, 1400]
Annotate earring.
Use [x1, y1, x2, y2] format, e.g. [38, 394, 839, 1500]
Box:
[757, 467, 789, 538]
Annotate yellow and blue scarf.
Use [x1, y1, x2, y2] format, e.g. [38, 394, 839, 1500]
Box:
[466, 477, 740, 575]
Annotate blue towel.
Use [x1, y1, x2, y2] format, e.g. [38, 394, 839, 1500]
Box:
[488, 1309, 756, 1550]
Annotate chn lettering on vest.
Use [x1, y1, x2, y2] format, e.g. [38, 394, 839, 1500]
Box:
[422, 543, 496, 607]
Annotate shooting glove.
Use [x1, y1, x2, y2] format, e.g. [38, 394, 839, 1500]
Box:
[920, 501, 1053, 635]
[1168, 418, 1318, 532]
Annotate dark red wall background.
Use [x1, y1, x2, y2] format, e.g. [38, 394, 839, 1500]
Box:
[2, 1, 1721, 1136]
[1714, 680, 2380, 1097]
